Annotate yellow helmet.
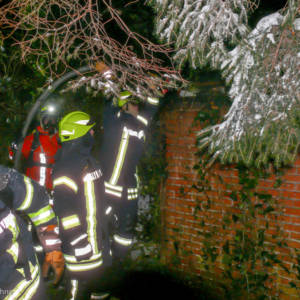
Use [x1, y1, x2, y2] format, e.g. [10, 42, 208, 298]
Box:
[117, 91, 139, 107]
[59, 111, 95, 142]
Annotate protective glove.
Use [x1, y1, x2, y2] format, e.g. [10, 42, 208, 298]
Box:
[42, 250, 65, 285]
[37, 225, 64, 284]
[95, 61, 110, 74]
[112, 97, 119, 107]
[8, 141, 19, 161]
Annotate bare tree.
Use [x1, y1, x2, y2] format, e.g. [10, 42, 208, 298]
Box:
[0, 0, 183, 97]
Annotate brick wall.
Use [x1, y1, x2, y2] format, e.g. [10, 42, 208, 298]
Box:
[160, 101, 300, 299]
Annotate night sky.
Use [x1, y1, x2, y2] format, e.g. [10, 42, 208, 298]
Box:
[249, 0, 288, 27]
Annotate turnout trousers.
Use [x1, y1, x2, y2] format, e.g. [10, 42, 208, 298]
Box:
[106, 198, 138, 261]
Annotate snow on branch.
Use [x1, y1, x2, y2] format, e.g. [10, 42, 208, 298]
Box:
[150, 0, 299, 167]
[148, 0, 256, 69]
[199, 11, 300, 168]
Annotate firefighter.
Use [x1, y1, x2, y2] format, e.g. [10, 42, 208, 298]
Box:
[98, 90, 160, 262]
[16, 101, 61, 192]
[0, 164, 64, 300]
[52, 111, 108, 300]
[8, 101, 62, 266]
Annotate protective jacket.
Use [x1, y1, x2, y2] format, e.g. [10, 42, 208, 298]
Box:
[0, 165, 59, 300]
[21, 125, 60, 191]
[98, 97, 159, 258]
[52, 133, 104, 279]
[99, 97, 159, 202]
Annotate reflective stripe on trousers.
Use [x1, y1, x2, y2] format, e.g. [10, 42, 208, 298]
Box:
[113, 234, 133, 247]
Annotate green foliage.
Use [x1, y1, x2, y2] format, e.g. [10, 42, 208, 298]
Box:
[192, 158, 293, 299]
[136, 107, 168, 247]
[290, 249, 300, 295]
[183, 98, 299, 297]
[0, 43, 47, 166]
[0, 49, 104, 167]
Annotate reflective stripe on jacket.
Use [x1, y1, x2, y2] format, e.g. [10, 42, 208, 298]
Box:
[0, 165, 58, 298]
[22, 126, 60, 190]
[99, 97, 159, 200]
[53, 148, 104, 274]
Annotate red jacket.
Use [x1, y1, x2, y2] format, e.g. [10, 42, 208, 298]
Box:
[22, 125, 61, 190]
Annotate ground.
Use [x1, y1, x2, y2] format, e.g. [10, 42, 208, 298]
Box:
[46, 264, 216, 300]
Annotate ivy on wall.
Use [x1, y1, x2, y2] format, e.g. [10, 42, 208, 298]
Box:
[166, 92, 300, 299]
[134, 104, 168, 258]
[132, 85, 300, 299]
[194, 159, 292, 299]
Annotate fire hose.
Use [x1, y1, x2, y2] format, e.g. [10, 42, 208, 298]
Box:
[14, 65, 93, 170]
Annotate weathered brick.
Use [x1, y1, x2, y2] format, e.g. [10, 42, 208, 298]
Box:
[282, 174, 300, 183]
[162, 107, 300, 299]
[282, 191, 300, 199]
[286, 239, 300, 249]
[282, 199, 300, 208]
[283, 207, 300, 217]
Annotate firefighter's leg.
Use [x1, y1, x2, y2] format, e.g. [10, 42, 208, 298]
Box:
[65, 278, 90, 300]
[90, 292, 110, 299]
[100, 204, 115, 268]
[66, 266, 110, 300]
[87, 265, 112, 300]
[111, 199, 138, 261]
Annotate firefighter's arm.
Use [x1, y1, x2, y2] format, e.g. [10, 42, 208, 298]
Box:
[0, 167, 53, 223]
[31, 204, 64, 285]
[13, 175, 61, 247]
[9, 168, 52, 216]
[0, 207, 17, 256]
[0, 242, 21, 288]
[103, 100, 119, 125]
[0, 252, 18, 286]
[0, 166, 64, 284]
[24, 181, 64, 284]
[137, 96, 160, 127]
[0, 205, 30, 283]
[8, 170, 64, 284]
